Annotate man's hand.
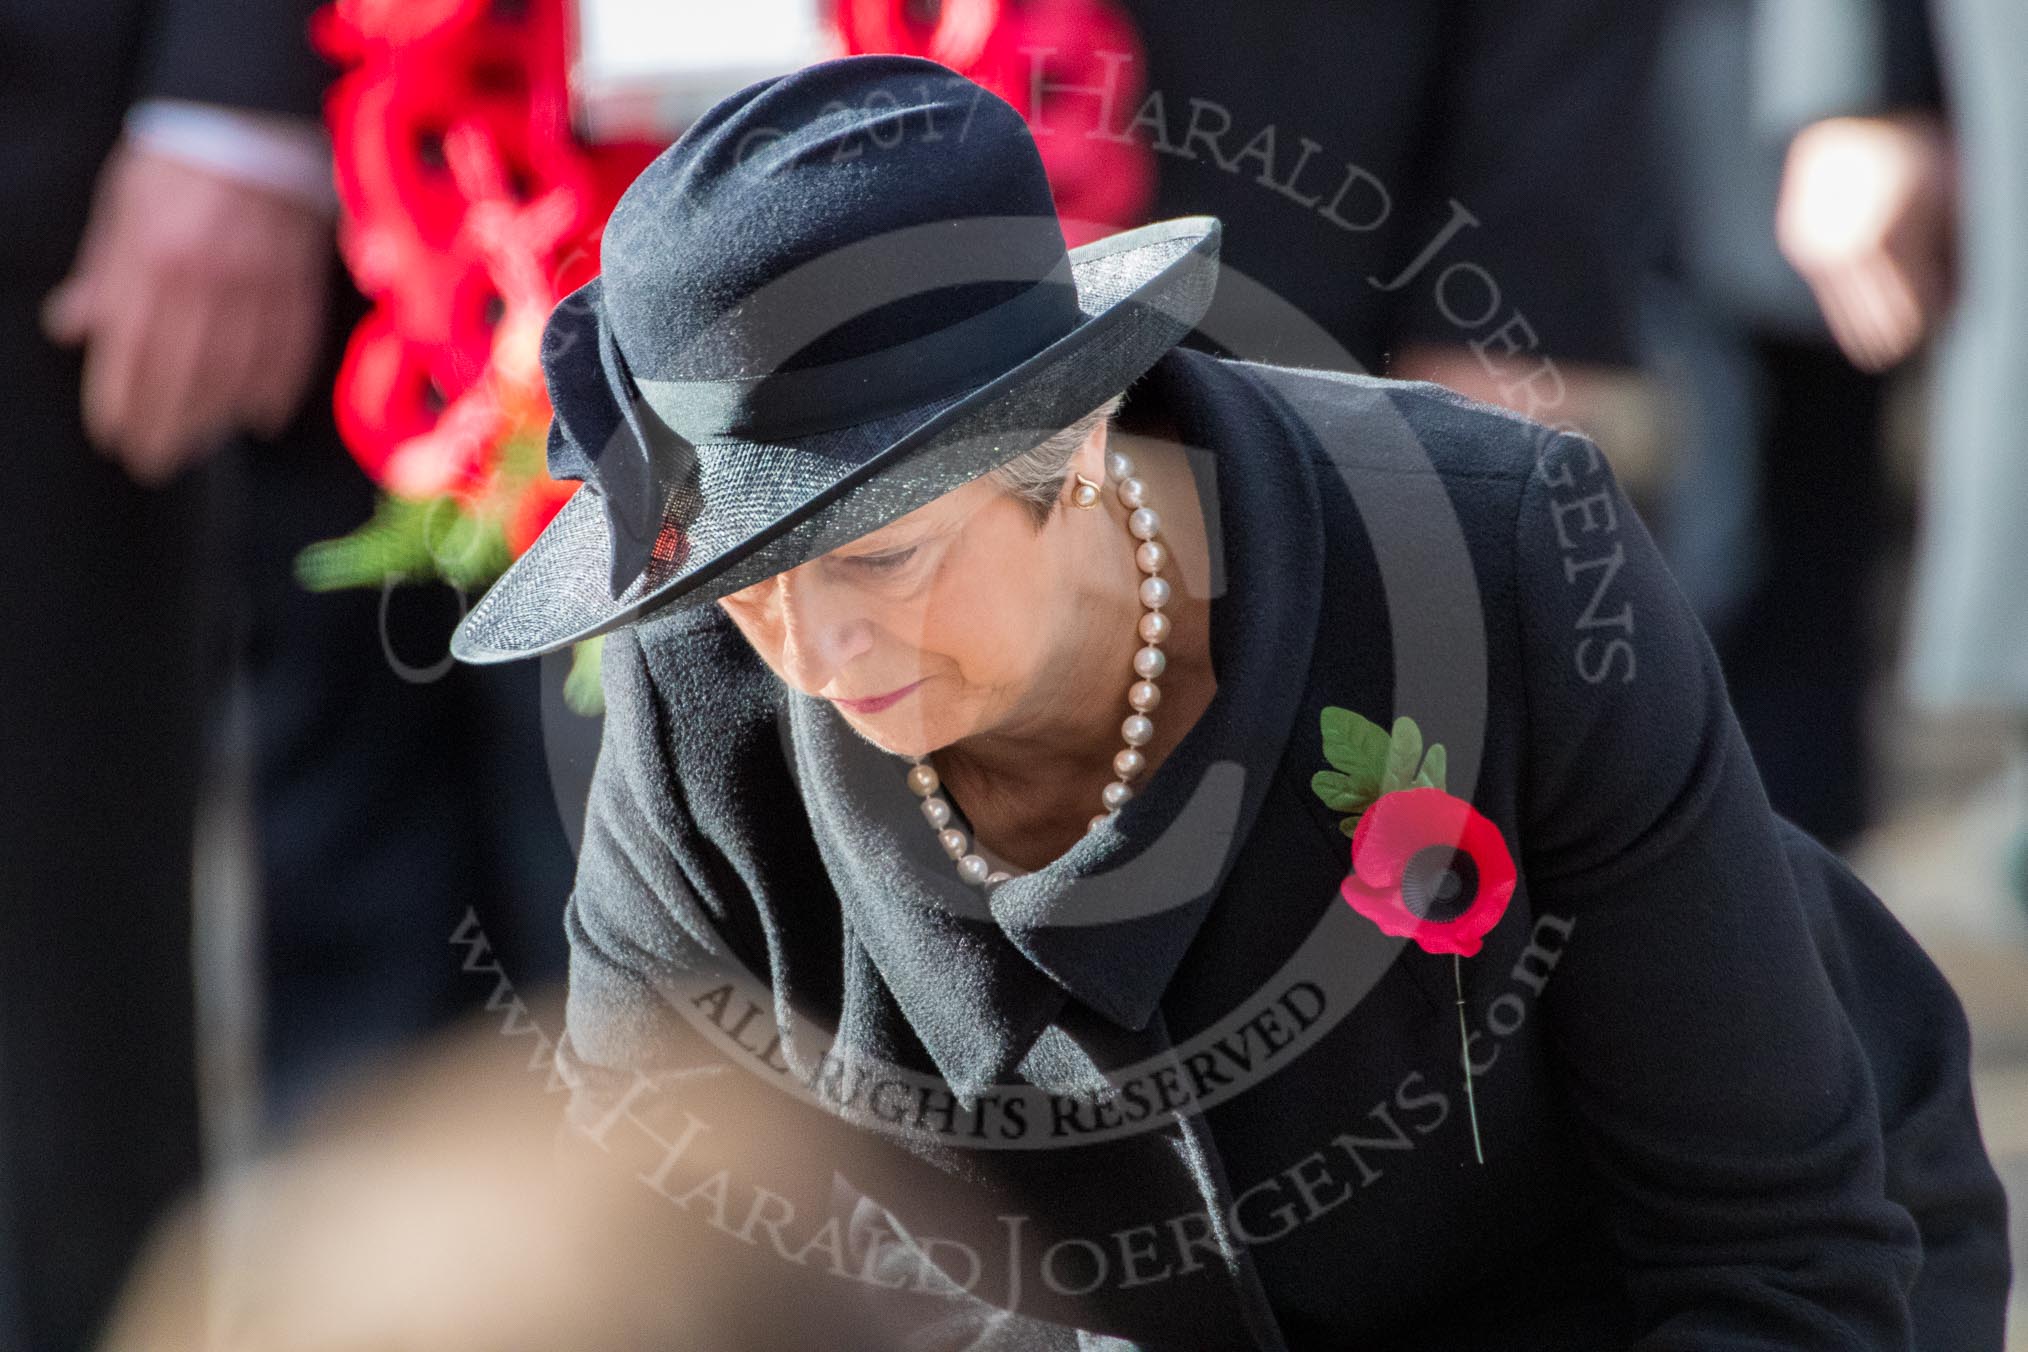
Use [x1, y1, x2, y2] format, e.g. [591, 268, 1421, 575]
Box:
[1776, 111, 1957, 374]
[40, 139, 331, 486]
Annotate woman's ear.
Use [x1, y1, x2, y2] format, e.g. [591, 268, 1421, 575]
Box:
[1073, 415, 1111, 483]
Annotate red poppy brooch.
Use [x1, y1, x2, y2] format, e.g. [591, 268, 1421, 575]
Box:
[1312, 708, 1518, 1162]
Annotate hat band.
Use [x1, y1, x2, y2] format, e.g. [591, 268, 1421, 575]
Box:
[627, 270, 1085, 444]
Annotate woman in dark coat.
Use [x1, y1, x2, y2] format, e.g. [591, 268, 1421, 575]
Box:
[450, 55, 2011, 1351]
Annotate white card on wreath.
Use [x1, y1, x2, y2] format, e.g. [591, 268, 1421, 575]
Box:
[568, 0, 838, 143]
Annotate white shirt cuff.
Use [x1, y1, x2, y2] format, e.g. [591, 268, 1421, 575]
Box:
[123, 98, 339, 212]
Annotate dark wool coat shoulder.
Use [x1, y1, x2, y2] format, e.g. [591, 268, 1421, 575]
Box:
[551, 345, 2011, 1351]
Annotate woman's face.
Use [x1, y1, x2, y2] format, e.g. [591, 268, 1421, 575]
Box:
[716, 428, 1104, 760]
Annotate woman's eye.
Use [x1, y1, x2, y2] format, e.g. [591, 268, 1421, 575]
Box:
[849, 547, 917, 571]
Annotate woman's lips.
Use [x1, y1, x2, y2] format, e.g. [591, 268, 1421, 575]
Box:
[833, 679, 923, 714]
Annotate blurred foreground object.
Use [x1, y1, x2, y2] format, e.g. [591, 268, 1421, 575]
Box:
[95, 996, 918, 1352]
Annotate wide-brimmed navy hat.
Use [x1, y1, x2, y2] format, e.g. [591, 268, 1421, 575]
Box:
[450, 53, 1220, 663]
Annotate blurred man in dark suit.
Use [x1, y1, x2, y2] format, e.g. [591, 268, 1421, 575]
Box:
[1643, 0, 1951, 850]
[3, 6, 579, 1344]
[0, 1, 337, 1347]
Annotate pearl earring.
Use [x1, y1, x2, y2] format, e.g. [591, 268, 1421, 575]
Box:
[1071, 472, 1102, 509]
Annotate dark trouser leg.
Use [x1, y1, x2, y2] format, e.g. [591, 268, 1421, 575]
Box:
[235, 304, 574, 1136]
[1712, 334, 1888, 851]
[0, 290, 213, 1352]
[236, 416, 478, 1135]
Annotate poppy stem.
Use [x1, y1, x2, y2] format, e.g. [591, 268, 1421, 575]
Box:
[1454, 953, 1484, 1165]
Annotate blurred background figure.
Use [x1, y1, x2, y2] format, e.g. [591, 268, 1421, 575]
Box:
[1815, 0, 2028, 906]
[2, 4, 582, 1350]
[0, 0, 337, 1347]
[1642, 0, 2028, 885]
[1639, 0, 1949, 853]
[1646, 0, 2028, 1331]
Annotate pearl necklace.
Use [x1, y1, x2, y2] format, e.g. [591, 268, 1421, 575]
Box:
[906, 443, 1172, 889]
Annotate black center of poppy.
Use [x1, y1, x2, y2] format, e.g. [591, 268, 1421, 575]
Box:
[1400, 845, 1480, 923]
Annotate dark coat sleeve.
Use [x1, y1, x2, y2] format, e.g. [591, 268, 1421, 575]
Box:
[1783, 817, 2013, 1351]
[548, 627, 762, 1148]
[1512, 427, 1926, 1348]
[135, 0, 336, 117]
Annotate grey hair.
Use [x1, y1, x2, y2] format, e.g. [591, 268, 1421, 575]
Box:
[988, 393, 1126, 530]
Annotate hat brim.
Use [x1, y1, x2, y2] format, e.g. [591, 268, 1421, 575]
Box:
[450, 215, 1221, 664]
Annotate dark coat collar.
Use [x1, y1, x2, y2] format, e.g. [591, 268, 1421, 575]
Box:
[781, 345, 1326, 1106]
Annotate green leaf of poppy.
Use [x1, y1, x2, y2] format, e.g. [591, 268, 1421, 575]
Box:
[1380, 716, 1424, 795]
[1320, 706, 1391, 796]
[1311, 769, 1374, 814]
[1339, 815, 1360, 838]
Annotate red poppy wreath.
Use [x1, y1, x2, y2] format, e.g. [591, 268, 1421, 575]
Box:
[1311, 708, 1518, 1163]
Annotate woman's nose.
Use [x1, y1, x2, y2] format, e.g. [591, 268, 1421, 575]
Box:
[773, 566, 873, 694]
